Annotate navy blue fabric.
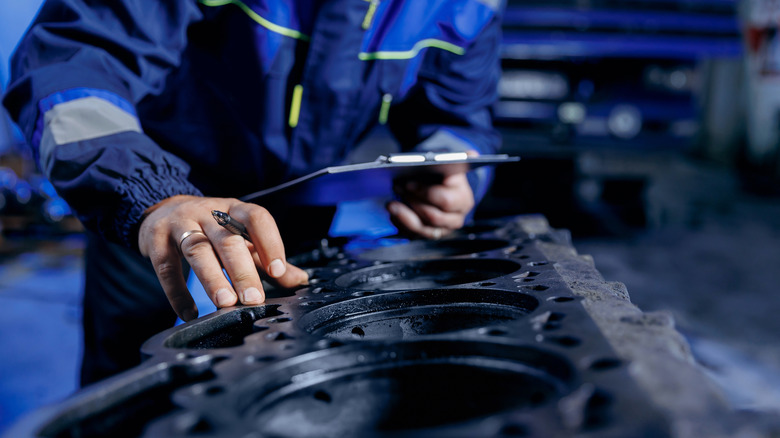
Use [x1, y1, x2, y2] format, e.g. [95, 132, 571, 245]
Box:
[3, 0, 503, 248]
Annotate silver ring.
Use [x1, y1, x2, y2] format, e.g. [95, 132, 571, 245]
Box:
[432, 227, 442, 240]
[179, 230, 207, 248]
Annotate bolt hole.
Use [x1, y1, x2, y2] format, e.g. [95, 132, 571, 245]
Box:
[313, 390, 332, 403]
[530, 391, 548, 406]
[351, 291, 375, 297]
[589, 358, 623, 371]
[528, 261, 549, 266]
[548, 312, 565, 322]
[205, 386, 224, 396]
[481, 327, 508, 336]
[480, 281, 497, 287]
[267, 317, 292, 324]
[551, 297, 575, 303]
[548, 335, 581, 347]
[315, 339, 344, 350]
[247, 355, 276, 363]
[523, 285, 549, 292]
[351, 326, 366, 339]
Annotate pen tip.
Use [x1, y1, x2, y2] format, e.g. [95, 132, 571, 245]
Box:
[211, 210, 227, 224]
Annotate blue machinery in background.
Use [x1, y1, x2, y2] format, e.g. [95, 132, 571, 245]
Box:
[495, 0, 743, 148]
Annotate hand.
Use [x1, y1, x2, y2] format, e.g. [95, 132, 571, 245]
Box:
[387, 168, 475, 240]
[138, 195, 309, 321]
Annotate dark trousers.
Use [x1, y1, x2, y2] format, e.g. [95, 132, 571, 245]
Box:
[80, 231, 179, 386]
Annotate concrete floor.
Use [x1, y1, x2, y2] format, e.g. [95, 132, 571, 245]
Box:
[1, 151, 780, 434]
[0, 236, 83, 433]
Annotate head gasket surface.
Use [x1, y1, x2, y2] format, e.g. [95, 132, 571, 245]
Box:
[17, 216, 668, 438]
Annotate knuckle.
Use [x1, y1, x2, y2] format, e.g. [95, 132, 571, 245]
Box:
[181, 240, 211, 258]
[154, 259, 180, 281]
[419, 206, 443, 225]
[220, 234, 247, 250]
[439, 196, 457, 212]
[230, 271, 256, 284]
[428, 188, 455, 211]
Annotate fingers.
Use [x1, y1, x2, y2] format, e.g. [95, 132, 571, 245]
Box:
[401, 173, 474, 214]
[226, 205, 287, 279]
[138, 195, 308, 320]
[389, 171, 476, 239]
[249, 249, 310, 288]
[227, 204, 309, 287]
[141, 217, 199, 321]
[180, 229, 241, 307]
[387, 201, 454, 240]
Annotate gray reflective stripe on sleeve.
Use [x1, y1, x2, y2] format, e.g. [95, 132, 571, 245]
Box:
[39, 96, 142, 171]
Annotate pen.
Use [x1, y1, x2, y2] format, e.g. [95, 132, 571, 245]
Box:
[211, 210, 251, 241]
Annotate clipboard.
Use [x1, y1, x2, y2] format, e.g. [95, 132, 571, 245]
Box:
[240, 152, 520, 206]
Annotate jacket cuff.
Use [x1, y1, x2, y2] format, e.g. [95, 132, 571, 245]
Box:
[116, 168, 203, 251]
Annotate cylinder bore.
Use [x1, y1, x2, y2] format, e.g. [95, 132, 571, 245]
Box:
[300, 288, 538, 340]
[239, 341, 572, 437]
[356, 238, 510, 262]
[334, 258, 521, 291]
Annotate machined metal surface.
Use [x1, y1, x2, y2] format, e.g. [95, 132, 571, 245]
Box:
[10, 216, 671, 437]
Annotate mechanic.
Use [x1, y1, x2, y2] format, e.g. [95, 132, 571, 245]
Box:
[2, 0, 503, 384]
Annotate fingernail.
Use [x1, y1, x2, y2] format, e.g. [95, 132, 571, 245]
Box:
[387, 202, 399, 215]
[296, 269, 310, 285]
[268, 259, 287, 278]
[243, 287, 263, 304]
[215, 288, 235, 307]
[182, 307, 198, 322]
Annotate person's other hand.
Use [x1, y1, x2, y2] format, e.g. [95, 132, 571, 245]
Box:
[387, 151, 477, 240]
[138, 195, 309, 321]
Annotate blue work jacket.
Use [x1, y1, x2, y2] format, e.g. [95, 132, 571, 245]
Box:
[3, 0, 503, 248]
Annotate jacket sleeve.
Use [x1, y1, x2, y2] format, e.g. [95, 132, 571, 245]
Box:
[2, 0, 204, 249]
[388, 7, 503, 208]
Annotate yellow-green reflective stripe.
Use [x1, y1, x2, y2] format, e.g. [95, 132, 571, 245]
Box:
[199, 0, 310, 41]
[359, 39, 465, 61]
[289, 84, 303, 128]
[362, 0, 378, 30]
[379, 93, 392, 125]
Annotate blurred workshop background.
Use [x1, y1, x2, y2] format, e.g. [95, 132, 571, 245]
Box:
[3, 0, 780, 433]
